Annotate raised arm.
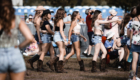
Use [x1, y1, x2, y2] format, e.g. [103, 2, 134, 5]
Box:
[18, 20, 35, 49]
[97, 19, 119, 24]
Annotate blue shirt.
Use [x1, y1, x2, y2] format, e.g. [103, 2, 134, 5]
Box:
[105, 40, 114, 48]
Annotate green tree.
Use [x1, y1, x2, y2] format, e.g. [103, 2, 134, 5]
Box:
[106, 0, 140, 12]
[81, 0, 98, 6]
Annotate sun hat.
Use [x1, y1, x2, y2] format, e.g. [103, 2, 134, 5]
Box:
[41, 9, 54, 17]
[29, 15, 33, 18]
[35, 6, 46, 11]
[109, 9, 117, 16]
[106, 31, 115, 39]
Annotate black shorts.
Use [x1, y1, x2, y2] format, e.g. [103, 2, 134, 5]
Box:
[108, 49, 119, 59]
[88, 31, 94, 45]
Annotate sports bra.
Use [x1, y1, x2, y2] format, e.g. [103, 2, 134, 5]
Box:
[73, 23, 81, 33]
[55, 24, 66, 31]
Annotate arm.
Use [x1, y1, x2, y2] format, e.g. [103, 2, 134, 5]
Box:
[64, 21, 71, 24]
[59, 20, 66, 41]
[45, 25, 54, 35]
[18, 20, 35, 49]
[97, 19, 119, 24]
[130, 30, 133, 47]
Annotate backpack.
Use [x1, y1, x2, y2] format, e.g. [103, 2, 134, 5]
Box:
[104, 16, 117, 29]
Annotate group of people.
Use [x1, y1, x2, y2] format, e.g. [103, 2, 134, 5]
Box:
[0, 0, 140, 80]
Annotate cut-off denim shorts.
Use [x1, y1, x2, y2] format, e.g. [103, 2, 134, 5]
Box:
[121, 36, 129, 45]
[53, 31, 63, 42]
[131, 44, 140, 53]
[34, 32, 43, 44]
[71, 34, 80, 43]
[0, 47, 26, 73]
[92, 35, 102, 45]
[41, 33, 52, 43]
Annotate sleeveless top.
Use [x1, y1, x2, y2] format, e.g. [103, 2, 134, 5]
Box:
[73, 23, 81, 33]
[0, 16, 21, 48]
[94, 20, 102, 31]
[55, 24, 66, 31]
[41, 21, 53, 30]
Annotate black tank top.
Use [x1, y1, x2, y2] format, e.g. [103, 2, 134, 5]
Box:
[55, 24, 65, 31]
[41, 21, 53, 30]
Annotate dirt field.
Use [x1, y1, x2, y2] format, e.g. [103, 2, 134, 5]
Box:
[23, 57, 140, 80]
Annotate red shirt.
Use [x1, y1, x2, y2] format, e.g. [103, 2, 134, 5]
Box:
[86, 15, 92, 32]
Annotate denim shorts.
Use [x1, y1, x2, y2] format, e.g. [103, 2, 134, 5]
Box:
[131, 44, 140, 53]
[0, 47, 26, 73]
[41, 33, 52, 43]
[92, 36, 102, 45]
[88, 32, 94, 45]
[53, 31, 63, 42]
[121, 36, 129, 45]
[34, 32, 43, 44]
[71, 34, 80, 43]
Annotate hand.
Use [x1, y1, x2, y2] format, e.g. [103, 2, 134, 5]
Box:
[39, 40, 42, 44]
[68, 40, 71, 45]
[83, 37, 87, 42]
[64, 40, 68, 46]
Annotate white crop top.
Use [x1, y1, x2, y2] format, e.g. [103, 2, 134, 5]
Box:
[73, 23, 81, 33]
[94, 20, 102, 31]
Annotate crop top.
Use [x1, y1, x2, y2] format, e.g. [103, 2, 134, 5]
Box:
[41, 21, 53, 30]
[73, 23, 81, 33]
[55, 24, 66, 31]
[94, 20, 102, 31]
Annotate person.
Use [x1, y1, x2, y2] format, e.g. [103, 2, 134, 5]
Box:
[26, 14, 33, 24]
[129, 5, 140, 80]
[53, 8, 67, 73]
[63, 11, 71, 24]
[0, 0, 35, 80]
[91, 10, 120, 72]
[120, 13, 132, 71]
[105, 31, 124, 69]
[83, 8, 94, 57]
[27, 6, 46, 69]
[35, 9, 55, 72]
[78, 16, 85, 24]
[64, 11, 87, 71]
[23, 42, 39, 56]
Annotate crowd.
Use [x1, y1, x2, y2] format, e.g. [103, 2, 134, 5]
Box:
[1, 0, 140, 80]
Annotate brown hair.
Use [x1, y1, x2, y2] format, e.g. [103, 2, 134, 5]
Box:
[130, 6, 137, 18]
[71, 11, 79, 21]
[0, 0, 15, 35]
[54, 8, 65, 25]
[91, 10, 101, 27]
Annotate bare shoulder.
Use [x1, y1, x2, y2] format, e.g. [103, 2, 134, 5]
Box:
[71, 21, 76, 26]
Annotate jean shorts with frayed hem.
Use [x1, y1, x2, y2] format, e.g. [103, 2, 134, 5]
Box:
[53, 31, 63, 42]
[41, 33, 52, 43]
[71, 34, 80, 43]
[92, 35, 102, 45]
[0, 47, 26, 73]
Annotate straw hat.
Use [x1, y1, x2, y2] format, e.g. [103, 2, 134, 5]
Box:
[106, 31, 115, 39]
[35, 6, 46, 11]
[109, 9, 117, 16]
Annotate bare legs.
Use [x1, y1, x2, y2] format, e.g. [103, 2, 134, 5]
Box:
[118, 48, 125, 62]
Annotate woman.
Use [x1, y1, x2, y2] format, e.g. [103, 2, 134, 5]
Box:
[27, 6, 45, 69]
[53, 8, 67, 73]
[130, 5, 140, 80]
[36, 10, 55, 72]
[91, 10, 120, 72]
[0, 0, 34, 80]
[78, 16, 84, 24]
[120, 13, 131, 70]
[65, 11, 87, 71]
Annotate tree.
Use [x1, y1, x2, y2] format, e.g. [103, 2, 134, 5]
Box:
[81, 0, 98, 6]
[106, 0, 140, 12]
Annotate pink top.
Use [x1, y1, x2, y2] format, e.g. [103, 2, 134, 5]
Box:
[104, 16, 119, 39]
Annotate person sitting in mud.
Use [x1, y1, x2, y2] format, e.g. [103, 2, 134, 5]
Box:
[105, 31, 124, 69]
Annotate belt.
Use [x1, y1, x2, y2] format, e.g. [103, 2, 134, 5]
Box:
[72, 33, 80, 35]
[94, 34, 102, 37]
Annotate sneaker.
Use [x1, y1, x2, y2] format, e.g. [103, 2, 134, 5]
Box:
[87, 54, 93, 57]
[23, 53, 28, 56]
[82, 52, 87, 57]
